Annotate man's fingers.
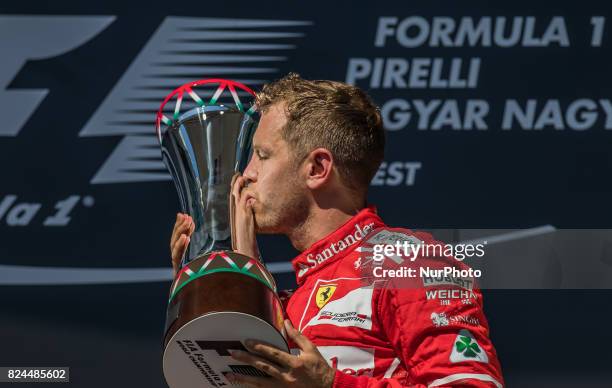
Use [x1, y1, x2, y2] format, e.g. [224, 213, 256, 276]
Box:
[231, 176, 255, 225]
[171, 234, 190, 270]
[284, 320, 315, 351]
[236, 179, 254, 213]
[244, 340, 296, 368]
[231, 176, 242, 198]
[231, 175, 255, 216]
[170, 214, 188, 249]
[188, 218, 195, 236]
[170, 234, 184, 267]
[170, 215, 193, 251]
[231, 176, 250, 204]
[230, 349, 285, 380]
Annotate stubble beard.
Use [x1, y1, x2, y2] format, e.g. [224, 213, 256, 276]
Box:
[252, 181, 309, 235]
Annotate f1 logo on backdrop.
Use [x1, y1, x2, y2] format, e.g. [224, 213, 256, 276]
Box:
[1, 15, 420, 187]
[0, 15, 311, 284]
[0, 15, 311, 182]
[79, 17, 311, 183]
[0, 16, 116, 136]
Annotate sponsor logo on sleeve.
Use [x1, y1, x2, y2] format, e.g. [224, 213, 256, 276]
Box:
[425, 288, 477, 305]
[422, 275, 474, 290]
[430, 312, 480, 327]
[450, 330, 489, 363]
[431, 312, 450, 327]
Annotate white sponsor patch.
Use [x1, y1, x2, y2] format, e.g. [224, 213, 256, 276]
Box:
[450, 330, 489, 364]
[422, 275, 474, 290]
[431, 312, 450, 327]
[431, 312, 480, 327]
[306, 286, 373, 329]
[365, 229, 422, 247]
[425, 289, 477, 301]
[359, 229, 423, 265]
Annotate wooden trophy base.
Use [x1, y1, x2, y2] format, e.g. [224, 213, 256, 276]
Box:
[162, 251, 286, 388]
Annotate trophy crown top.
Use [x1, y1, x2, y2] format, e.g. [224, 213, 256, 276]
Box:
[155, 78, 257, 143]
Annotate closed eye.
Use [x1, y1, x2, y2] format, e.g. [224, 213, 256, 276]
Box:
[255, 150, 268, 160]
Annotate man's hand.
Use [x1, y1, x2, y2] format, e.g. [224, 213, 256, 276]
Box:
[231, 174, 260, 260]
[170, 172, 260, 276]
[227, 320, 335, 388]
[170, 213, 194, 276]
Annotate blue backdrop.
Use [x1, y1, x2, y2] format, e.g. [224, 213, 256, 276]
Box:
[1, 1, 611, 386]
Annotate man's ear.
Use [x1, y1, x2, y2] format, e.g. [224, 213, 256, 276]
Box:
[304, 148, 334, 190]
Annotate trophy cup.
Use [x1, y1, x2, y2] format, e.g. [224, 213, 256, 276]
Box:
[156, 79, 287, 387]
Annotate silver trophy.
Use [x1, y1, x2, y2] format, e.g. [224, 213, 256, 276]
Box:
[156, 79, 287, 388]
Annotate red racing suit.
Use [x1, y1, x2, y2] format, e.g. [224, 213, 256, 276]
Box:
[280, 206, 504, 387]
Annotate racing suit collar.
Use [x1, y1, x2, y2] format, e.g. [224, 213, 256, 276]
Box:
[291, 205, 385, 285]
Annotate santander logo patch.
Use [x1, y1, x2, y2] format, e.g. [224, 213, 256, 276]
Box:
[298, 222, 375, 278]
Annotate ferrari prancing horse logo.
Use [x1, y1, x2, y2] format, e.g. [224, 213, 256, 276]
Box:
[316, 285, 337, 308]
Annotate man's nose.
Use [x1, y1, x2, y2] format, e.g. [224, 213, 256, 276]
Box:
[242, 157, 257, 182]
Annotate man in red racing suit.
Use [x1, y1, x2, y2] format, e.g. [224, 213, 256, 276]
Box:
[280, 205, 504, 387]
[170, 74, 504, 387]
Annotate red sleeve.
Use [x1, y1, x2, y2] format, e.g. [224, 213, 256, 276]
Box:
[332, 262, 504, 387]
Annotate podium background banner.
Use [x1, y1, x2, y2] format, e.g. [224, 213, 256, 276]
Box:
[1, 1, 611, 386]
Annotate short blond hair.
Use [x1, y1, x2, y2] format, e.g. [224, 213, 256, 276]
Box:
[256, 73, 385, 192]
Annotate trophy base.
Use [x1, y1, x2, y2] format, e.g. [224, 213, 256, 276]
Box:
[163, 311, 287, 388]
[162, 251, 287, 387]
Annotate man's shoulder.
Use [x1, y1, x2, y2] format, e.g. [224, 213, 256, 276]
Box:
[357, 225, 471, 263]
[359, 225, 438, 247]
[354, 225, 449, 266]
[347, 225, 481, 289]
